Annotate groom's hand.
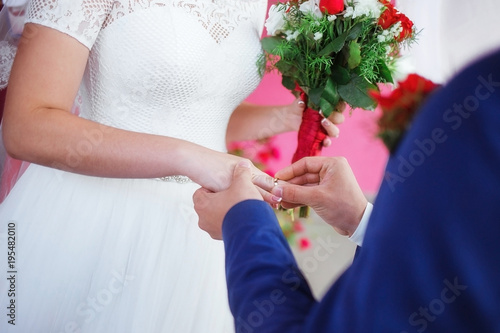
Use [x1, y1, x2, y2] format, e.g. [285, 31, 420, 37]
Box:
[193, 160, 262, 240]
[273, 157, 367, 236]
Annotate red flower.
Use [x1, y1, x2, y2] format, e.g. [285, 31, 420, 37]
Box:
[398, 14, 414, 41]
[298, 237, 311, 251]
[371, 74, 439, 152]
[378, 3, 399, 29]
[319, 0, 344, 15]
[398, 73, 438, 94]
[293, 220, 305, 233]
[378, 2, 414, 41]
[257, 150, 271, 163]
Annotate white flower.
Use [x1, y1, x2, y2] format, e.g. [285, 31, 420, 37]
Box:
[327, 15, 338, 22]
[376, 22, 402, 43]
[299, 0, 323, 19]
[391, 55, 416, 83]
[313, 32, 323, 40]
[265, 4, 287, 36]
[350, 0, 383, 19]
[285, 30, 300, 41]
[344, 6, 354, 18]
[386, 22, 402, 40]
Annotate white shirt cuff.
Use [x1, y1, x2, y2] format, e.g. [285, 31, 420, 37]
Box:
[348, 202, 373, 247]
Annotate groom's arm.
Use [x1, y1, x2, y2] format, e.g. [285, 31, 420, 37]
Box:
[222, 200, 317, 333]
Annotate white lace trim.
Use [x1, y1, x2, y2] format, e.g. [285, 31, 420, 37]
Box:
[171, 0, 259, 44]
[0, 41, 16, 89]
[26, 0, 263, 48]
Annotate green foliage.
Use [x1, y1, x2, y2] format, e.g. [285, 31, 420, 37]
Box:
[338, 73, 377, 110]
[261, 2, 416, 115]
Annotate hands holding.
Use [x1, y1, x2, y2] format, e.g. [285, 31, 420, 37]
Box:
[193, 160, 263, 239]
[271, 157, 367, 237]
[194, 99, 361, 240]
[193, 156, 368, 240]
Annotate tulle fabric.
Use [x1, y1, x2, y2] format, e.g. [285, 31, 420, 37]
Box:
[0, 164, 234, 332]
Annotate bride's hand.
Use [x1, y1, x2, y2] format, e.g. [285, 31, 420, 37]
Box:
[185, 149, 275, 197]
[288, 98, 346, 147]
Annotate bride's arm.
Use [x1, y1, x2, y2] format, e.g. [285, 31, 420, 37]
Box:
[2, 24, 271, 193]
[225, 100, 345, 144]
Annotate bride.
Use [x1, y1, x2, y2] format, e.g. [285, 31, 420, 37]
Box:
[0, 0, 342, 332]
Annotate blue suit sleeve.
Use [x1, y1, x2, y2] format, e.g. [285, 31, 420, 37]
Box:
[222, 49, 500, 332]
[223, 200, 317, 333]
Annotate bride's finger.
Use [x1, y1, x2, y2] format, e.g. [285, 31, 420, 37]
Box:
[321, 117, 340, 138]
[323, 136, 332, 148]
[251, 172, 275, 192]
[328, 111, 345, 125]
[257, 186, 282, 206]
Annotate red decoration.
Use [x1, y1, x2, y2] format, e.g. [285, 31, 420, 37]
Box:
[319, 0, 345, 15]
[292, 93, 328, 163]
[299, 237, 312, 251]
[378, 1, 414, 41]
[371, 73, 439, 152]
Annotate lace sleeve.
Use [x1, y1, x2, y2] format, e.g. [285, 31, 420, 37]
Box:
[26, 0, 115, 50]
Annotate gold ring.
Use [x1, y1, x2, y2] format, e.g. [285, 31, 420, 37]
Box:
[273, 177, 279, 187]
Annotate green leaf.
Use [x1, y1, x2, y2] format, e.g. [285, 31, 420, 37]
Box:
[331, 65, 350, 85]
[319, 78, 340, 117]
[378, 60, 393, 83]
[317, 33, 347, 57]
[347, 41, 361, 69]
[338, 74, 377, 110]
[308, 87, 323, 108]
[261, 36, 283, 54]
[276, 61, 294, 74]
[282, 76, 296, 91]
[346, 22, 364, 41]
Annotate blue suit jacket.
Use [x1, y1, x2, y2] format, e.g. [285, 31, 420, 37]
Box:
[222, 49, 500, 332]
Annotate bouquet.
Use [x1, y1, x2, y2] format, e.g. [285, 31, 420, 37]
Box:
[371, 73, 440, 153]
[261, 0, 416, 162]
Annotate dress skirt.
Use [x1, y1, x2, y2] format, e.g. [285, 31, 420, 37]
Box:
[0, 163, 234, 332]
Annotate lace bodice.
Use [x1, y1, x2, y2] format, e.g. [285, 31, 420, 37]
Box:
[26, 0, 267, 152]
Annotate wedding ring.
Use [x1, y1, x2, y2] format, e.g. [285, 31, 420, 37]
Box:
[273, 177, 279, 187]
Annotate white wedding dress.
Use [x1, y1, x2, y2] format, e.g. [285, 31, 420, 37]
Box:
[0, 0, 267, 332]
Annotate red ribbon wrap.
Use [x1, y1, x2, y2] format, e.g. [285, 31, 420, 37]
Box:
[292, 93, 327, 163]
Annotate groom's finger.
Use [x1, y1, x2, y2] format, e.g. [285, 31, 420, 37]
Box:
[252, 172, 275, 192]
[232, 160, 253, 186]
[272, 183, 316, 206]
[275, 157, 327, 181]
[193, 187, 213, 212]
[232, 161, 265, 202]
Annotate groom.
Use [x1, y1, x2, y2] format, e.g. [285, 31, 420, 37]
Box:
[193, 48, 500, 332]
